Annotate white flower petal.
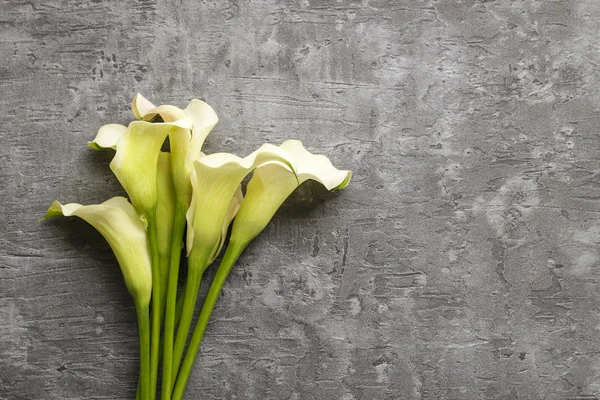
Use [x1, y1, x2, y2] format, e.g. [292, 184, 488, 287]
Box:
[110, 119, 191, 217]
[45, 197, 152, 306]
[88, 124, 128, 151]
[280, 140, 352, 190]
[186, 144, 295, 258]
[130, 95, 219, 207]
[132, 93, 156, 120]
[230, 140, 351, 244]
[208, 184, 243, 264]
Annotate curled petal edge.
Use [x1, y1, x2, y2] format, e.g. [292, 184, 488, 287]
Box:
[88, 124, 128, 151]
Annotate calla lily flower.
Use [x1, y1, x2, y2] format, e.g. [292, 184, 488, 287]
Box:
[45, 197, 154, 399]
[186, 143, 297, 261]
[132, 93, 218, 206]
[111, 120, 198, 399]
[231, 140, 351, 246]
[110, 119, 192, 218]
[44, 197, 152, 307]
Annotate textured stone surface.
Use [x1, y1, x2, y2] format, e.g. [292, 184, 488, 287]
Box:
[2, 0, 600, 399]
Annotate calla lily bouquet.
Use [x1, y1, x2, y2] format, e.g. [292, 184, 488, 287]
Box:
[45, 94, 351, 400]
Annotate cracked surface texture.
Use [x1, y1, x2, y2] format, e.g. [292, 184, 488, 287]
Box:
[2, 0, 600, 399]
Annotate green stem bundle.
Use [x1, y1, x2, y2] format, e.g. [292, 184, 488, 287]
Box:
[147, 215, 162, 400]
[161, 202, 188, 399]
[135, 301, 151, 400]
[171, 248, 210, 382]
[171, 240, 247, 400]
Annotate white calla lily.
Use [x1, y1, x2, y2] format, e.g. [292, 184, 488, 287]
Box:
[45, 197, 154, 399]
[132, 93, 219, 206]
[186, 143, 296, 260]
[110, 119, 192, 218]
[44, 197, 152, 306]
[231, 140, 351, 245]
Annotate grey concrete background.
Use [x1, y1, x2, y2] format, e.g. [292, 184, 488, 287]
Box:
[2, 0, 600, 399]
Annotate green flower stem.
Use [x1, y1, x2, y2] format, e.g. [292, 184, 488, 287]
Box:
[171, 248, 210, 385]
[147, 214, 162, 400]
[138, 296, 179, 400]
[171, 240, 247, 400]
[158, 250, 171, 328]
[135, 300, 151, 400]
[175, 285, 184, 324]
[161, 202, 187, 400]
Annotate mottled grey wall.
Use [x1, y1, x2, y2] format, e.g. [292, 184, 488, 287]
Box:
[2, 0, 600, 399]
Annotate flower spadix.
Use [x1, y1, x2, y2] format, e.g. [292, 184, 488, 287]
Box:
[186, 144, 296, 263]
[132, 93, 219, 206]
[230, 140, 352, 246]
[44, 197, 152, 306]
